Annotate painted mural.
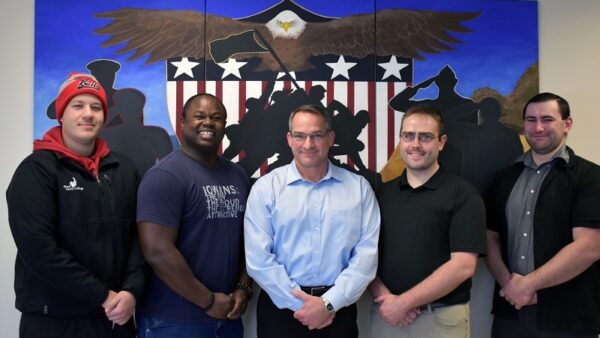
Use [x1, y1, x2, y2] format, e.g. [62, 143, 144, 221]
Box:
[35, 0, 538, 193]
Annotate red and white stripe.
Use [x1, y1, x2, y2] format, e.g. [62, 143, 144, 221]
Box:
[167, 80, 407, 177]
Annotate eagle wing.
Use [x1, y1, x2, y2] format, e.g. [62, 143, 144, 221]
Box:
[95, 8, 259, 64]
[302, 9, 480, 60]
[95, 7, 479, 70]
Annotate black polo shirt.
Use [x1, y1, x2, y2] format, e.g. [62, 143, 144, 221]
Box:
[377, 167, 487, 304]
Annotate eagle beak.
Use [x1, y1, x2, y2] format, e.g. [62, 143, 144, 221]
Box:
[282, 22, 291, 32]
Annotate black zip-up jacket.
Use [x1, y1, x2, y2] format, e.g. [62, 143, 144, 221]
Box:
[6, 149, 146, 317]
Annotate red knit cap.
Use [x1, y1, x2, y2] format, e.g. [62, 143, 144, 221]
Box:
[54, 72, 108, 123]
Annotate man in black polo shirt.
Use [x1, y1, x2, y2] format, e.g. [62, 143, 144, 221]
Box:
[486, 92, 600, 337]
[370, 104, 486, 338]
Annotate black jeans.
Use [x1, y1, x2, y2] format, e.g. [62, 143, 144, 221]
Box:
[256, 290, 358, 338]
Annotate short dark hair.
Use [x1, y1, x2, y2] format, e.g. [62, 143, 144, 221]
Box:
[181, 93, 227, 119]
[288, 104, 331, 130]
[522, 92, 570, 119]
[401, 104, 445, 136]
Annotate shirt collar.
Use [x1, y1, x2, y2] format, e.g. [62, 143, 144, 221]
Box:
[286, 160, 341, 185]
[517, 144, 569, 169]
[398, 166, 446, 191]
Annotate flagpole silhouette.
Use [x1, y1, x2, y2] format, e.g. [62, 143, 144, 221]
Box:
[252, 29, 301, 91]
[208, 29, 301, 91]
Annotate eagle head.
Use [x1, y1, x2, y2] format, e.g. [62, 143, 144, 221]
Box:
[265, 10, 306, 39]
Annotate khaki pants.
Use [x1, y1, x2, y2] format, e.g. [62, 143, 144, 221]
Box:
[371, 302, 470, 338]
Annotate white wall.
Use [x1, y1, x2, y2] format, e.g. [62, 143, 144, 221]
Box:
[539, 0, 600, 164]
[1, 1, 599, 337]
[0, 1, 34, 336]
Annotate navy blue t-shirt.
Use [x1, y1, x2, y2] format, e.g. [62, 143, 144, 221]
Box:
[137, 150, 249, 322]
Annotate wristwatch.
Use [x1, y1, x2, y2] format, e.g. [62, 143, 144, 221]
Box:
[321, 296, 335, 314]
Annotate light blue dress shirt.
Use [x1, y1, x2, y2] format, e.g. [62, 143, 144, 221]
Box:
[244, 161, 380, 312]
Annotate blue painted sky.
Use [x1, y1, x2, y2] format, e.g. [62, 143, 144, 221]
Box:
[34, 0, 537, 137]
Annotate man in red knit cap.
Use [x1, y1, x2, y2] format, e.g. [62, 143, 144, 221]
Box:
[6, 72, 145, 338]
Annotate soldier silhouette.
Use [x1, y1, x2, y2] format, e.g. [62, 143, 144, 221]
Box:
[389, 65, 472, 114]
[446, 97, 523, 194]
[223, 82, 380, 190]
[328, 100, 370, 172]
[306, 85, 326, 107]
[101, 88, 173, 174]
[223, 78, 276, 161]
[46, 59, 121, 123]
[226, 84, 306, 175]
[388, 65, 474, 176]
[87, 59, 122, 127]
[222, 79, 297, 175]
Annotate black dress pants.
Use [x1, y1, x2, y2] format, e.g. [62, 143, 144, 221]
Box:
[256, 290, 358, 338]
[19, 312, 135, 338]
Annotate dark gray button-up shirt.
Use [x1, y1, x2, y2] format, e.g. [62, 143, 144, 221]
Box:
[505, 146, 569, 274]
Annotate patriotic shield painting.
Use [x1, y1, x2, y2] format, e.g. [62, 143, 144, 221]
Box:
[96, 0, 481, 178]
[35, 0, 538, 188]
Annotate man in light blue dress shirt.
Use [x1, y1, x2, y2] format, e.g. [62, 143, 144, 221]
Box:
[244, 104, 380, 338]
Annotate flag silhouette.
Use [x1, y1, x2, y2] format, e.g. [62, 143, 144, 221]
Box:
[209, 30, 268, 63]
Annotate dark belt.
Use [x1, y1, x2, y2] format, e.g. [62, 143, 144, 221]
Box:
[300, 285, 332, 297]
[417, 302, 464, 313]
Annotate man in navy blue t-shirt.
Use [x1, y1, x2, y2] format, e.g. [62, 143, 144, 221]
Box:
[136, 93, 252, 338]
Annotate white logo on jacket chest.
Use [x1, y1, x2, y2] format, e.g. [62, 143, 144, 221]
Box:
[63, 177, 84, 191]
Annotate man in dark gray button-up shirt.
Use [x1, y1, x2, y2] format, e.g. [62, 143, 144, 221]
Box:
[486, 92, 600, 338]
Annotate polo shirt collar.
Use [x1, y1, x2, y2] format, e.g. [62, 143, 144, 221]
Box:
[398, 166, 446, 190]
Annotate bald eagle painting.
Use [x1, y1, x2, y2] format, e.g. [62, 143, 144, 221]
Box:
[94, 5, 478, 72]
[34, 0, 538, 185]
